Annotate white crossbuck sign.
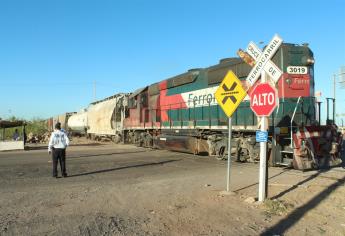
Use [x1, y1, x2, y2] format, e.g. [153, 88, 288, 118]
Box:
[246, 34, 283, 86]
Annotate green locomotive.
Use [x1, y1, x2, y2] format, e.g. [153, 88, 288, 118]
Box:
[123, 42, 342, 170]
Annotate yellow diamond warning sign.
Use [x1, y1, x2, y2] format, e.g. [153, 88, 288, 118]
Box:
[215, 70, 247, 117]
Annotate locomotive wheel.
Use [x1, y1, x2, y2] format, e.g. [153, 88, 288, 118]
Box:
[311, 162, 319, 170]
[216, 146, 227, 161]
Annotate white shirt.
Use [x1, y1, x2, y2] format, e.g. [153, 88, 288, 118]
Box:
[48, 129, 70, 152]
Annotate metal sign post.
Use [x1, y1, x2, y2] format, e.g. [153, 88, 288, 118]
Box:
[250, 77, 277, 201]
[242, 34, 282, 202]
[258, 116, 268, 201]
[258, 72, 268, 201]
[227, 117, 232, 191]
[250, 71, 278, 201]
[215, 70, 247, 192]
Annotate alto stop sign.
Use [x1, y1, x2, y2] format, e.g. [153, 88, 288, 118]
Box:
[250, 83, 278, 116]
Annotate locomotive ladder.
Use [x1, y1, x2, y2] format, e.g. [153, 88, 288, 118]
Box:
[273, 97, 302, 167]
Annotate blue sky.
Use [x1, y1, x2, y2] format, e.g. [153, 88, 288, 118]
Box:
[0, 0, 344, 124]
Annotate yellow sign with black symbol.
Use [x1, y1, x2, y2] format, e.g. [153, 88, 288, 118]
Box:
[215, 70, 247, 117]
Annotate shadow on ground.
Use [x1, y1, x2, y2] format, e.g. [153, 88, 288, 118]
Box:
[260, 139, 345, 235]
[26, 142, 103, 151]
[233, 168, 292, 193]
[67, 159, 181, 177]
[261, 175, 345, 235]
[69, 143, 103, 147]
[69, 149, 154, 158]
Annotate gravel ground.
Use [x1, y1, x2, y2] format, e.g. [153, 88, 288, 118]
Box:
[0, 140, 345, 236]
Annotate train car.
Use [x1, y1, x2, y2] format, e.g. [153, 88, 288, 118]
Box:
[53, 112, 76, 131]
[67, 109, 88, 135]
[87, 93, 129, 142]
[123, 43, 342, 170]
[46, 117, 54, 132]
[123, 86, 156, 146]
[47, 112, 75, 132]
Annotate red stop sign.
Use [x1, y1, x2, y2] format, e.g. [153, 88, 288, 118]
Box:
[250, 83, 278, 116]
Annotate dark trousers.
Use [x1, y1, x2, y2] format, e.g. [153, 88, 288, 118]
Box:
[52, 148, 67, 177]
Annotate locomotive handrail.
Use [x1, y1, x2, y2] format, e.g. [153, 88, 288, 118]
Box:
[291, 96, 302, 148]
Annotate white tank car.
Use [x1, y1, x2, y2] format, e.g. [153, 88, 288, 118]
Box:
[67, 110, 88, 135]
[53, 112, 75, 131]
[87, 93, 128, 142]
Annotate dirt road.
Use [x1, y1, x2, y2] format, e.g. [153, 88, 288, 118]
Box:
[0, 142, 344, 235]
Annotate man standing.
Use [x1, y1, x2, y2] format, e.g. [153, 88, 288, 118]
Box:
[48, 122, 70, 178]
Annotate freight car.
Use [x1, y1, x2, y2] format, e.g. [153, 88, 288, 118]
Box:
[47, 112, 75, 132]
[46, 117, 54, 132]
[67, 109, 88, 136]
[86, 93, 129, 142]
[122, 43, 342, 170]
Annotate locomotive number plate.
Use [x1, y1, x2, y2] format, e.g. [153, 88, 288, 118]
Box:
[287, 66, 308, 74]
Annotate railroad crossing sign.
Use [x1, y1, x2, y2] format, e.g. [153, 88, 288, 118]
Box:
[250, 83, 277, 116]
[246, 34, 283, 86]
[215, 70, 246, 117]
[246, 41, 283, 83]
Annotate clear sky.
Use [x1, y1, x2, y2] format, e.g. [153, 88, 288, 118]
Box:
[0, 0, 344, 124]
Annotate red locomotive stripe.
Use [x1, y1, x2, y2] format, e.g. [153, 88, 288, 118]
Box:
[159, 80, 187, 121]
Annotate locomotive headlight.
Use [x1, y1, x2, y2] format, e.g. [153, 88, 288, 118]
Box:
[307, 58, 315, 65]
[285, 78, 292, 85]
[301, 56, 315, 65]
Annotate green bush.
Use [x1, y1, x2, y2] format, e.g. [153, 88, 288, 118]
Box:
[25, 118, 48, 135]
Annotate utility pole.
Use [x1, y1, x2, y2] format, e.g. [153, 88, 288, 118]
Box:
[340, 66, 345, 89]
[332, 67, 345, 125]
[333, 74, 337, 124]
